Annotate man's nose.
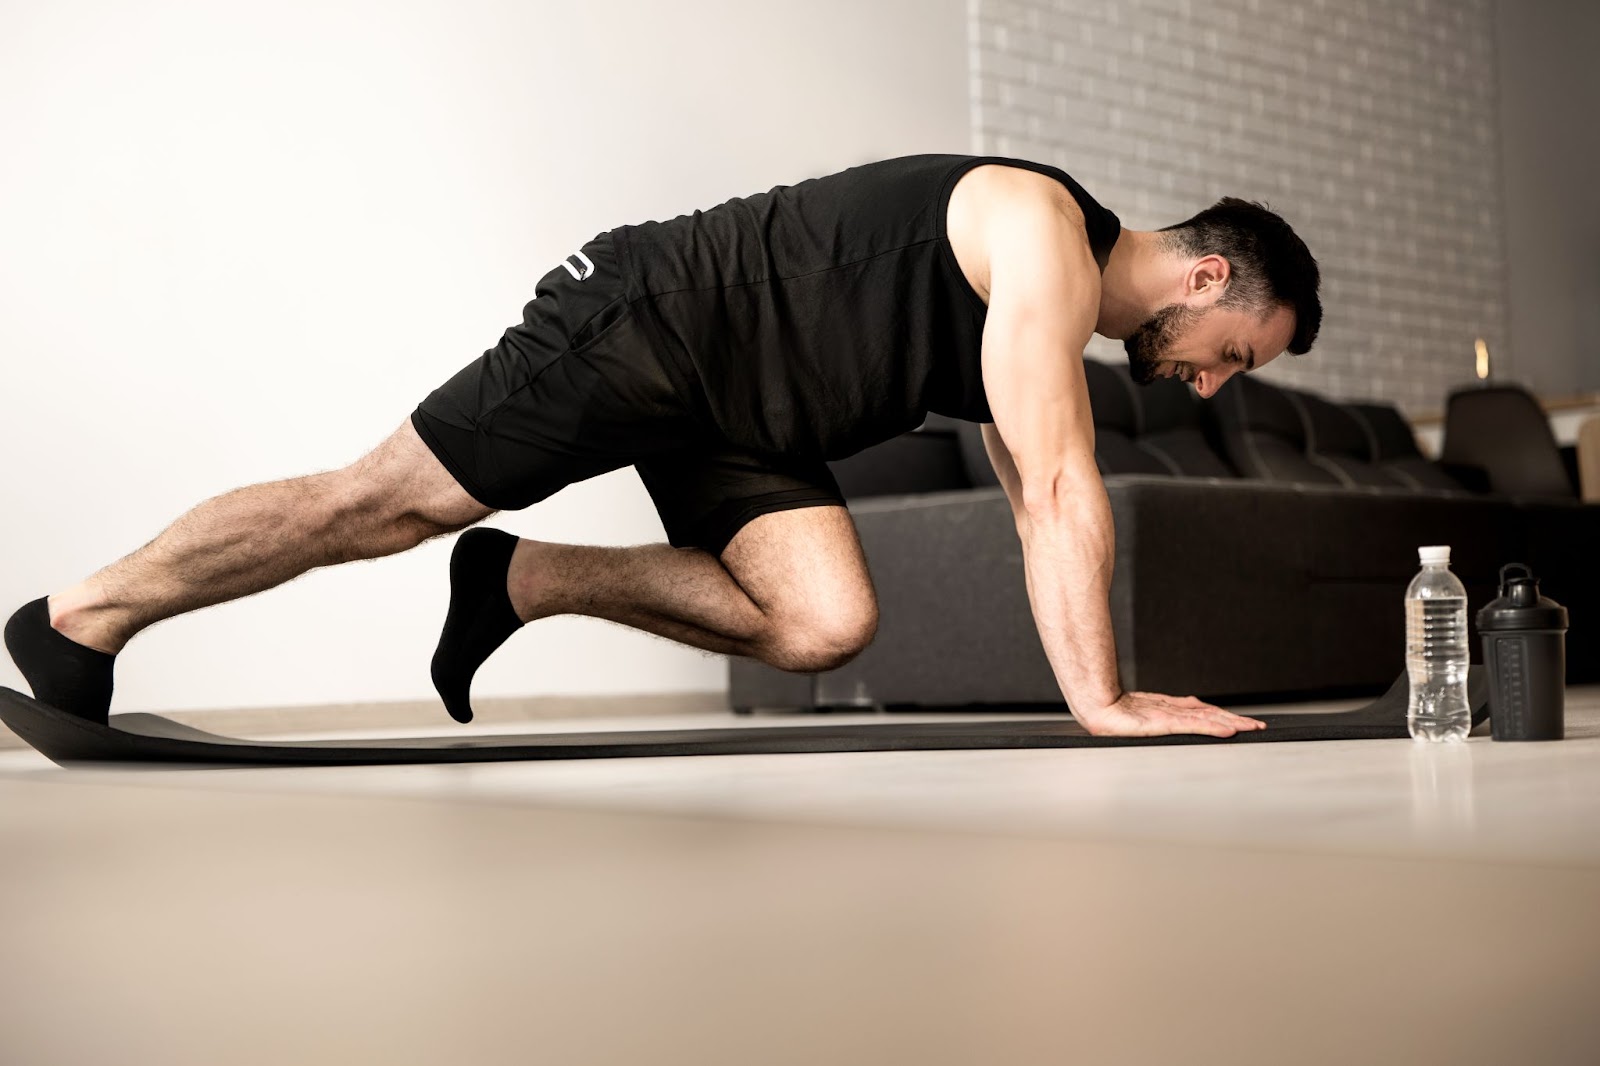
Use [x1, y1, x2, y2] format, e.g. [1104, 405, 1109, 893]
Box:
[1196, 366, 1235, 399]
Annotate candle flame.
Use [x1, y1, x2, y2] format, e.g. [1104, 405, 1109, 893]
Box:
[1475, 338, 1490, 380]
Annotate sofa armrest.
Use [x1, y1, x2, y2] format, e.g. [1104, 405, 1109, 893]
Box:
[1100, 475, 1523, 695]
[1438, 462, 1492, 494]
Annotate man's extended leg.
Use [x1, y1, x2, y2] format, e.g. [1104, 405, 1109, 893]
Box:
[4, 417, 495, 721]
[429, 505, 879, 723]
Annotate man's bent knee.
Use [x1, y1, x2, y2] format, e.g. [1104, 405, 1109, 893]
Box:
[765, 609, 879, 673]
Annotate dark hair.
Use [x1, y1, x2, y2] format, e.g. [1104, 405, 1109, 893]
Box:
[1157, 197, 1322, 355]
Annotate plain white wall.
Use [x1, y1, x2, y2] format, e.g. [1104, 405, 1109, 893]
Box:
[1493, 0, 1600, 397]
[0, 0, 970, 712]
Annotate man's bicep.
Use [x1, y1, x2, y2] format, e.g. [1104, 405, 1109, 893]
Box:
[979, 207, 1102, 506]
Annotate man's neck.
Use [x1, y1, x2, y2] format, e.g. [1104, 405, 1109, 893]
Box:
[1096, 229, 1172, 339]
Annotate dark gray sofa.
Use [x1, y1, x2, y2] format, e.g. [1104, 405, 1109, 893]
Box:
[728, 359, 1596, 713]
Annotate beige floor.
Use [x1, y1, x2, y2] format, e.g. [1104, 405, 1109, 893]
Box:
[2, 687, 1598, 1066]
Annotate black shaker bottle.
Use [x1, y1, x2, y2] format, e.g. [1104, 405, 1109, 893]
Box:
[1476, 563, 1569, 741]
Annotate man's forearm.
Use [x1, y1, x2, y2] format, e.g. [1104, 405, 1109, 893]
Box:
[1016, 478, 1124, 714]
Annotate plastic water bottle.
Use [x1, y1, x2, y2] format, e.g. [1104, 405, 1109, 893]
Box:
[1405, 545, 1472, 742]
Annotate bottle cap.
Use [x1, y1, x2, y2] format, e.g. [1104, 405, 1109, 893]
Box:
[1418, 545, 1451, 566]
[1477, 562, 1569, 633]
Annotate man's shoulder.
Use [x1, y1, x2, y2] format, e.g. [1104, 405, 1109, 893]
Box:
[948, 163, 1098, 306]
[972, 164, 1089, 231]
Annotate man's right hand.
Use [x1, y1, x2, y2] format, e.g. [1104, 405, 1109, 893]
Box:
[1073, 691, 1267, 738]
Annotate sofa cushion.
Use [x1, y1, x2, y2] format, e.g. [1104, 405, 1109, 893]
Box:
[1346, 403, 1470, 491]
[1212, 376, 1345, 484]
[1082, 358, 1236, 477]
[1135, 374, 1238, 478]
[1285, 390, 1410, 488]
[1081, 359, 1171, 475]
[828, 412, 970, 499]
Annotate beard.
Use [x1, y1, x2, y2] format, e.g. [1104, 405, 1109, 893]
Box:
[1123, 302, 1204, 384]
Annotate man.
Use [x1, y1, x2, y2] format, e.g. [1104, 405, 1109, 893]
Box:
[5, 153, 1320, 737]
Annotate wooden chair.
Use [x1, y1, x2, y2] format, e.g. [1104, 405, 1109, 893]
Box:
[1578, 415, 1600, 503]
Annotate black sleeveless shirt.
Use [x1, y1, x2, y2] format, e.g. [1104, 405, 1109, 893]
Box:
[610, 154, 1122, 460]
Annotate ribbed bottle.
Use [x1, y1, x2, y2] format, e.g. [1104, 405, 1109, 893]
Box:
[1405, 545, 1472, 742]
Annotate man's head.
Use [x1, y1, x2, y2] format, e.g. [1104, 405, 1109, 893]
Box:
[1122, 198, 1321, 398]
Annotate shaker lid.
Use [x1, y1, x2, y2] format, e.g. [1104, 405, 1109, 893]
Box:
[1476, 562, 1569, 632]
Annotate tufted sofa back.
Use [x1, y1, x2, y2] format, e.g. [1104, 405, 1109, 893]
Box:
[1079, 358, 1237, 478]
[1211, 376, 1466, 491]
[836, 356, 1472, 498]
[954, 357, 1469, 493]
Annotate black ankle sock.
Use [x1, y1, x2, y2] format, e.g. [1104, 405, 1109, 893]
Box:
[431, 527, 526, 724]
[4, 597, 116, 724]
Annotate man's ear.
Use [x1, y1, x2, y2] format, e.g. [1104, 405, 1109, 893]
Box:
[1187, 253, 1230, 299]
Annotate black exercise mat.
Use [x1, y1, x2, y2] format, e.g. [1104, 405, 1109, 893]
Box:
[0, 668, 1488, 768]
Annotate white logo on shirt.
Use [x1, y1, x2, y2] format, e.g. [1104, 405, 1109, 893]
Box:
[561, 251, 596, 281]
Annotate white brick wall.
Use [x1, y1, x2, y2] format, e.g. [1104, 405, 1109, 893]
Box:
[969, 0, 1509, 417]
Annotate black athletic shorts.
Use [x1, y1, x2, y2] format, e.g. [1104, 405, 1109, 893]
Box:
[409, 231, 846, 557]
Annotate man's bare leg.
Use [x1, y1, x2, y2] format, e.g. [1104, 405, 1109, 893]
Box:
[3, 418, 494, 721]
[429, 506, 879, 723]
